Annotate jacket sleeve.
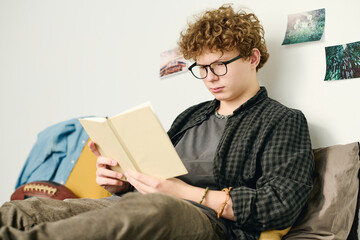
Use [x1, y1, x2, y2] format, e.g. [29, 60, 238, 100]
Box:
[230, 110, 314, 231]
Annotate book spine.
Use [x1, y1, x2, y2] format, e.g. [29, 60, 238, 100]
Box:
[107, 119, 141, 172]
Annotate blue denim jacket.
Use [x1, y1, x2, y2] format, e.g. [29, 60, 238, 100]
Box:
[15, 118, 89, 189]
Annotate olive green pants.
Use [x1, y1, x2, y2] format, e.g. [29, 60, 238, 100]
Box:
[0, 192, 224, 240]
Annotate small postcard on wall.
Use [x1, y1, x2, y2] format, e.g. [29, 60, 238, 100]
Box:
[282, 8, 325, 45]
[160, 49, 187, 79]
[324, 41, 360, 81]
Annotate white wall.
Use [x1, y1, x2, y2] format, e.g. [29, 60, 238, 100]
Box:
[1, 0, 359, 205]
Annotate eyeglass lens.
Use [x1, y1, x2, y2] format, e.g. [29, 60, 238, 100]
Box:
[191, 63, 227, 79]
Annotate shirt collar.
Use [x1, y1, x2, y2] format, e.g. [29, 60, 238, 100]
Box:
[233, 86, 268, 114]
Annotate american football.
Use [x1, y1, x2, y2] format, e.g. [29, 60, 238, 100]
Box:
[11, 181, 78, 200]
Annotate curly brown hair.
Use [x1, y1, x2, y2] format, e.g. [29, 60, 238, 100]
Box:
[178, 4, 269, 70]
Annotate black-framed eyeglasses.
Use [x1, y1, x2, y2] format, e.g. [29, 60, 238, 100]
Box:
[188, 54, 242, 79]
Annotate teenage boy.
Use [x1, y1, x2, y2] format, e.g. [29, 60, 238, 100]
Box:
[0, 5, 314, 240]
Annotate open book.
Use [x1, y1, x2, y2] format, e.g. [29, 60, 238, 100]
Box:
[79, 103, 188, 180]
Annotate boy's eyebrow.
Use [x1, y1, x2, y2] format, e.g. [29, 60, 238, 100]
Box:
[196, 57, 228, 66]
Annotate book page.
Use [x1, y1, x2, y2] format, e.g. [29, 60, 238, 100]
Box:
[79, 118, 137, 179]
[109, 104, 188, 179]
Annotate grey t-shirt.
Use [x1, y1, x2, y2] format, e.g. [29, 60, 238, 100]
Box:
[175, 114, 228, 235]
[175, 114, 226, 189]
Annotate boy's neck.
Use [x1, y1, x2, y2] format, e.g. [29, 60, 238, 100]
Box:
[218, 83, 260, 115]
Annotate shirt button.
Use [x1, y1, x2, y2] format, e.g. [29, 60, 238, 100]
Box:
[82, 140, 86, 144]
[71, 160, 75, 164]
[60, 180, 64, 185]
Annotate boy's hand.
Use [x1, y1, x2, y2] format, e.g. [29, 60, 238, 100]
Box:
[88, 141, 130, 194]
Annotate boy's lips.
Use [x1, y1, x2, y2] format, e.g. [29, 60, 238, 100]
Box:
[210, 87, 224, 93]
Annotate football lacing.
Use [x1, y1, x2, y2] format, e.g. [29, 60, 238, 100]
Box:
[24, 183, 58, 196]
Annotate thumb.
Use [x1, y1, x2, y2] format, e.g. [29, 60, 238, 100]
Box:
[88, 140, 101, 157]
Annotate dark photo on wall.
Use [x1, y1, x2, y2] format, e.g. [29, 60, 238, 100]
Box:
[282, 8, 325, 45]
[324, 41, 360, 81]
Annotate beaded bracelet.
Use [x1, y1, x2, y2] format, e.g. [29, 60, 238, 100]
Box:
[217, 187, 232, 218]
[199, 187, 209, 204]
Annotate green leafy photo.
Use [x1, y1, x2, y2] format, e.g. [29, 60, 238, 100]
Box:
[324, 41, 360, 81]
[282, 8, 325, 45]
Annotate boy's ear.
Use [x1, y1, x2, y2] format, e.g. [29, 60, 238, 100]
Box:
[250, 48, 261, 69]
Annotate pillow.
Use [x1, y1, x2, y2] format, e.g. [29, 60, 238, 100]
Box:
[283, 142, 360, 240]
[346, 187, 359, 240]
[259, 227, 291, 240]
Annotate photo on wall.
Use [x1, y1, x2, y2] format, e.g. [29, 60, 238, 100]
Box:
[282, 8, 325, 45]
[324, 41, 360, 81]
[160, 49, 187, 79]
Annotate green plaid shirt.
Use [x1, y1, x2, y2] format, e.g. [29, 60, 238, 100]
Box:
[168, 87, 314, 239]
